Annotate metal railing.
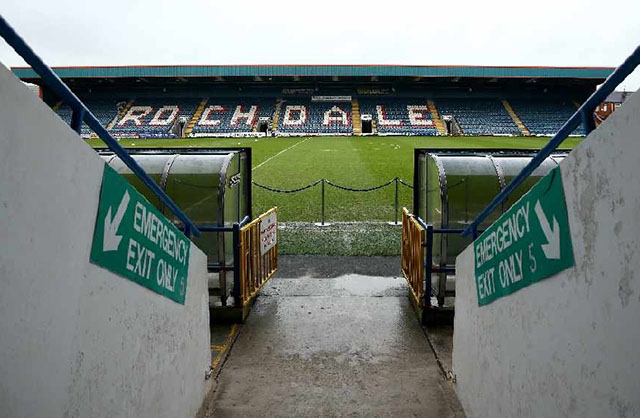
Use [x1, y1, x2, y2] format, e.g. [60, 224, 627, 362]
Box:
[236, 208, 279, 306]
[186, 217, 251, 307]
[0, 15, 200, 238]
[199, 209, 277, 308]
[254, 177, 413, 225]
[423, 226, 474, 308]
[462, 44, 640, 239]
[402, 207, 486, 312]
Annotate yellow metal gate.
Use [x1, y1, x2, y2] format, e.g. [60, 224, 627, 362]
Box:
[401, 208, 425, 310]
[238, 208, 278, 306]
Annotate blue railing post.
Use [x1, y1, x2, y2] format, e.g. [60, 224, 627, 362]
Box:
[232, 222, 241, 305]
[425, 223, 434, 309]
[462, 44, 640, 238]
[70, 108, 85, 134]
[231, 217, 249, 306]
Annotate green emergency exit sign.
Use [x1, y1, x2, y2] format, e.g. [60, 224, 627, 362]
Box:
[90, 164, 190, 304]
[474, 166, 574, 306]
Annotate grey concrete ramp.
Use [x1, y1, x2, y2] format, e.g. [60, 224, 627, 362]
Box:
[211, 274, 464, 417]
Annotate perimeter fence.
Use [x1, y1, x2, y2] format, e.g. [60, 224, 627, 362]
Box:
[253, 177, 413, 225]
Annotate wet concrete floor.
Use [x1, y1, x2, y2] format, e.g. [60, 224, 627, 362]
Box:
[210, 257, 464, 417]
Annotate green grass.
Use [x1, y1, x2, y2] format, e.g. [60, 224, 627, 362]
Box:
[90, 135, 583, 223]
[278, 222, 402, 256]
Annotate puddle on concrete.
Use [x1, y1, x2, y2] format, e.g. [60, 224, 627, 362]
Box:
[332, 274, 406, 297]
[262, 275, 407, 298]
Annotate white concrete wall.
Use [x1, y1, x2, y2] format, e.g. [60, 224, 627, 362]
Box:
[0, 64, 211, 418]
[452, 90, 640, 418]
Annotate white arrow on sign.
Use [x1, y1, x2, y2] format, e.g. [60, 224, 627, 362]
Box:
[534, 200, 560, 259]
[103, 191, 130, 252]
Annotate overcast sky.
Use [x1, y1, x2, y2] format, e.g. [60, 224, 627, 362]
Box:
[1, 0, 639, 90]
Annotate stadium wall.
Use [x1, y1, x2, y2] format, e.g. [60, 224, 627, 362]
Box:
[0, 65, 212, 417]
[451, 89, 640, 417]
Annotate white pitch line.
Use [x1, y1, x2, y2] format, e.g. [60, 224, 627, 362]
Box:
[252, 137, 311, 171]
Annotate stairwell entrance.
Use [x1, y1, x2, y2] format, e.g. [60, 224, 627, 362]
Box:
[361, 114, 373, 134]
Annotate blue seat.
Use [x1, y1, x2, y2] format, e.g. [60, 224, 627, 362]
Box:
[435, 99, 520, 136]
[110, 98, 200, 138]
[277, 100, 352, 135]
[191, 99, 276, 135]
[509, 99, 584, 136]
[54, 99, 120, 138]
[359, 98, 438, 135]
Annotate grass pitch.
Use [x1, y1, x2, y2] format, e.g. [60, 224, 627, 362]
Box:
[90, 135, 582, 255]
[90, 135, 582, 224]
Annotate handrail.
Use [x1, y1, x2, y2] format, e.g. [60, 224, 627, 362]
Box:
[0, 15, 200, 238]
[462, 44, 640, 239]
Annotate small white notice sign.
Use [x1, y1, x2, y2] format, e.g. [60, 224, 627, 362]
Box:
[260, 212, 277, 255]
